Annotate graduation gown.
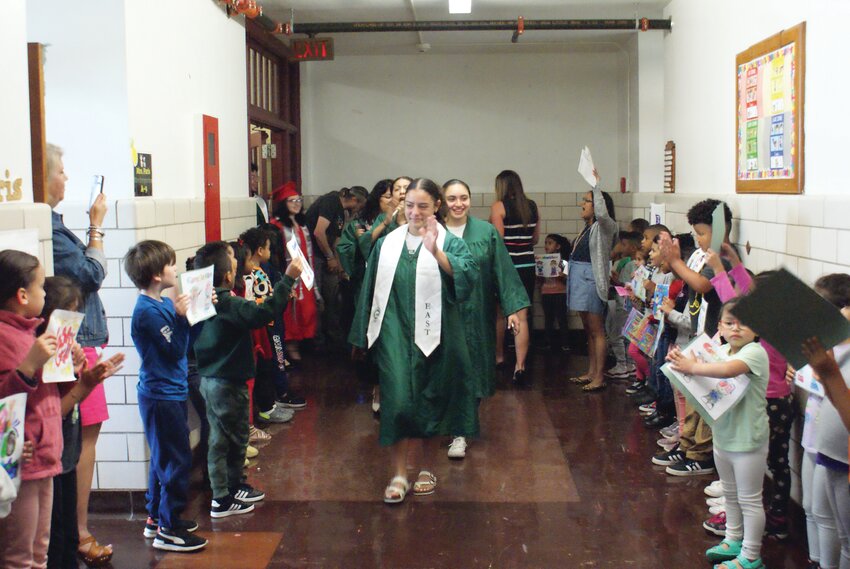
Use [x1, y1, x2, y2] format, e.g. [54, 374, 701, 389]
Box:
[349, 229, 480, 446]
[456, 216, 531, 398]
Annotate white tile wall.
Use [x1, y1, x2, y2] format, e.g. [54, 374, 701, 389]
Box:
[0, 202, 54, 274]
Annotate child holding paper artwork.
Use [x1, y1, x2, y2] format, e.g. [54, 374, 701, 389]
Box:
[605, 231, 640, 380]
[539, 234, 570, 352]
[125, 240, 207, 553]
[0, 252, 121, 568]
[667, 299, 769, 569]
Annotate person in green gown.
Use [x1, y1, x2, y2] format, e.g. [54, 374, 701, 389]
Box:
[350, 178, 479, 504]
[441, 179, 531, 459]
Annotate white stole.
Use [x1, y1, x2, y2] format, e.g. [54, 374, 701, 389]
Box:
[366, 223, 447, 356]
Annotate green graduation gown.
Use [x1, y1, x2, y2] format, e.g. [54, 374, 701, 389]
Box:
[349, 229, 480, 446]
[336, 219, 367, 301]
[455, 216, 531, 398]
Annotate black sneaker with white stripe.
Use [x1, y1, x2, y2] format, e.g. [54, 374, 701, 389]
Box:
[144, 517, 199, 538]
[232, 483, 265, 503]
[153, 528, 208, 552]
[210, 495, 255, 518]
[666, 458, 715, 477]
[651, 447, 685, 466]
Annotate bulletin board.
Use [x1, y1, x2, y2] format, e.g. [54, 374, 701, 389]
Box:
[735, 22, 805, 194]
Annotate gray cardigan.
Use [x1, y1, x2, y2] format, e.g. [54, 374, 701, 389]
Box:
[587, 185, 618, 302]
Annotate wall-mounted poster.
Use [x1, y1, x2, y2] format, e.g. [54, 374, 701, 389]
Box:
[736, 22, 805, 194]
[134, 153, 152, 197]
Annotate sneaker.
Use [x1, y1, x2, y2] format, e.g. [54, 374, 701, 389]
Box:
[210, 495, 255, 518]
[659, 422, 679, 439]
[277, 393, 307, 410]
[447, 436, 467, 459]
[709, 504, 726, 515]
[706, 496, 726, 507]
[232, 483, 265, 503]
[153, 528, 208, 552]
[639, 401, 657, 415]
[703, 511, 726, 536]
[246, 444, 259, 459]
[259, 403, 295, 423]
[625, 381, 645, 395]
[666, 458, 715, 477]
[631, 390, 657, 406]
[144, 517, 199, 538]
[656, 437, 679, 451]
[704, 479, 724, 498]
[604, 364, 633, 379]
[764, 512, 789, 540]
[652, 447, 685, 466]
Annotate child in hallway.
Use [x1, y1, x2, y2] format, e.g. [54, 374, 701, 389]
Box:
[667, 298, 769, 569]
[539, 234, 570, 352]
[125, 240, 208, 552]
[605, 231, 640, 379]
[193, 241, 302, 518]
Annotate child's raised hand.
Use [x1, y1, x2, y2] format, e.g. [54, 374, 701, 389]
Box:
[174, 293, 191, 317]
[80, 353, 125, 389]
[802, 337, 841, 383]
[21, 440, 34, 464]
[19, 333, 58, 378]
[658, 233, 680, 264]
[285, 256, 304, 280]
[705, 249, 724, 274]
[720, 242, 741, 267]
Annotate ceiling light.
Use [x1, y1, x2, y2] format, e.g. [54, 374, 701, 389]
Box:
[449, 0, 471, 14]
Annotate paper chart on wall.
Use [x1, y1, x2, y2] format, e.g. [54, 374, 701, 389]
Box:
[0, 392, 27, 512]
[179, 266, 217, 326]
[42, 309, 85, 383]
[649, 203, 666, 226]
[535, 254, 562, 278]
[661, 334, 751, 424]
[286, 232, 314, 290]
[577, 146, 597, 188]
[0, 229, 39, 257]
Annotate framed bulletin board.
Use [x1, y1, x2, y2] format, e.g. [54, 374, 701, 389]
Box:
[736, 22, 805, 194]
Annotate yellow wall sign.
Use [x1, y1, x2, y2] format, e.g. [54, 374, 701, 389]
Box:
[0, 170, 24, 202]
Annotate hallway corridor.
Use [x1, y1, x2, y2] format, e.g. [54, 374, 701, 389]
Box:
[89, 349, 809, 568]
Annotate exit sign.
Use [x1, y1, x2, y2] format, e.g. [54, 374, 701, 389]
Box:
[291, 38, 334, 62]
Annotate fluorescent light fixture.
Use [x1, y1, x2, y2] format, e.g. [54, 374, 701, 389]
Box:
[449, 0, 471, 14]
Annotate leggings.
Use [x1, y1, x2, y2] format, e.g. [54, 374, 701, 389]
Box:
[627, 342, 649, 381]
[816, 463, 850, 569]
[805, 453, 840, 567]
[766, 395, 795, 516]
[713, 442, 768, 560]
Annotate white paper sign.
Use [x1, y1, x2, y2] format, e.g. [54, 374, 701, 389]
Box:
[0, 229, 39, 257]
[649, 203, 666, 226]
[578, 146, 597, 188]
[630, 265, 652, 301]
[179, 266, 216, 325]
[42, 310, 85, 383]
[535, 254, 562, 278]
[0, 392, 27, 516]
[661, 334, 751, 423]
[286, 232, 314, 290]
[794, 365, 825, 397]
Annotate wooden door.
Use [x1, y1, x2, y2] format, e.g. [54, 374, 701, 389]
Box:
[202, 115, 221, 242]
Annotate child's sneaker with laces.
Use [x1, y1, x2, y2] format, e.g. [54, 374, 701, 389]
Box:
[625, 381, 645, 395]
[277, 393, 307, 409]
[706, 495, 726, 507]
[764, 511, 789, 540]
[659, 422, 679, 439]
[639, 401, 657, 415]
[259, 404, 294, 423]
[666, 458, 715, 476]
[210, 495, 255, 518]
[652, 447, 685, 466]
[232, 483, 265, 503]
[709, 504, 726, 516]
[153, 528, 208, 552]
[704, 479, 724, 497]
[144, 517, 199, 538]
[703, 511, 726, 536]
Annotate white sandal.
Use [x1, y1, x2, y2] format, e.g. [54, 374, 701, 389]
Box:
[413, 471, 437, 496]
[383, 476, 409, 504]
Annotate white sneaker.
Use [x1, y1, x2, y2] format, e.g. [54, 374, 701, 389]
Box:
[604, 364, 634, 379]
[447, 436, 467, 459]
[709, 504, 726, 516]
[706, 496, 726, 507]
[704, 480, 723, 498]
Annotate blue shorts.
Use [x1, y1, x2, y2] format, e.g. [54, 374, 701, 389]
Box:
[567, 261, 606, 314]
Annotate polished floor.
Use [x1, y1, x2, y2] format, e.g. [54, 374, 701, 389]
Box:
[90, 348, 809, 568]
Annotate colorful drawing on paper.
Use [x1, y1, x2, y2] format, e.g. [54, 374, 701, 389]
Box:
[626, 312, 659, 356]
[630, 265, 652, 302]
[736, 43, 797, 181]
[179, 266, 216, 326]
[42, 310, 85, 383]
[0, 393, 27, 492]
[650, 283, 670, 320]
[535, 254, 562, 278]
[661, 334, 751, 424]
[793, 365, 824, 397]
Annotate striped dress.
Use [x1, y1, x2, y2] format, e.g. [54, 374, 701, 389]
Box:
[501, 199, 539, 270]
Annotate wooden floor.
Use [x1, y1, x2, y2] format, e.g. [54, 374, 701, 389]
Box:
[89, 347, 809, 568]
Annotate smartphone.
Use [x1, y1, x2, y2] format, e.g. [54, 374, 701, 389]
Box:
[88, 175, 105, 212]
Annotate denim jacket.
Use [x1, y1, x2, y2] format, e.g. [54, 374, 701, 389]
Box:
[51, 211, 108, 346]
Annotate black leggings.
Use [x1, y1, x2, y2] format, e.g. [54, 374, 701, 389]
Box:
[541, 292, 568, 347]
[766, 394, 795, 515]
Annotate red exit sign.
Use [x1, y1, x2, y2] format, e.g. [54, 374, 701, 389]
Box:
[291, 38, 334, 61]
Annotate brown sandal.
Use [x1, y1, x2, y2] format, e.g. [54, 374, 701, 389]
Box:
[568, 376, 592, 385]
[78, 535, 113, 567]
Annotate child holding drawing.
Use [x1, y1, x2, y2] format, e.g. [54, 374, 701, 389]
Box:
[125, 240, 207, 553]
[539, 234, 570, 352]
[667, 298, 769, 569]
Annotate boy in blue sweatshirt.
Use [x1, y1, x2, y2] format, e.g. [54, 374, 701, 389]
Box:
[126, 240, 207, 553]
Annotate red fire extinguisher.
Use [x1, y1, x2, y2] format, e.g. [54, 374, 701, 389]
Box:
[620, 177, 627, 193]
